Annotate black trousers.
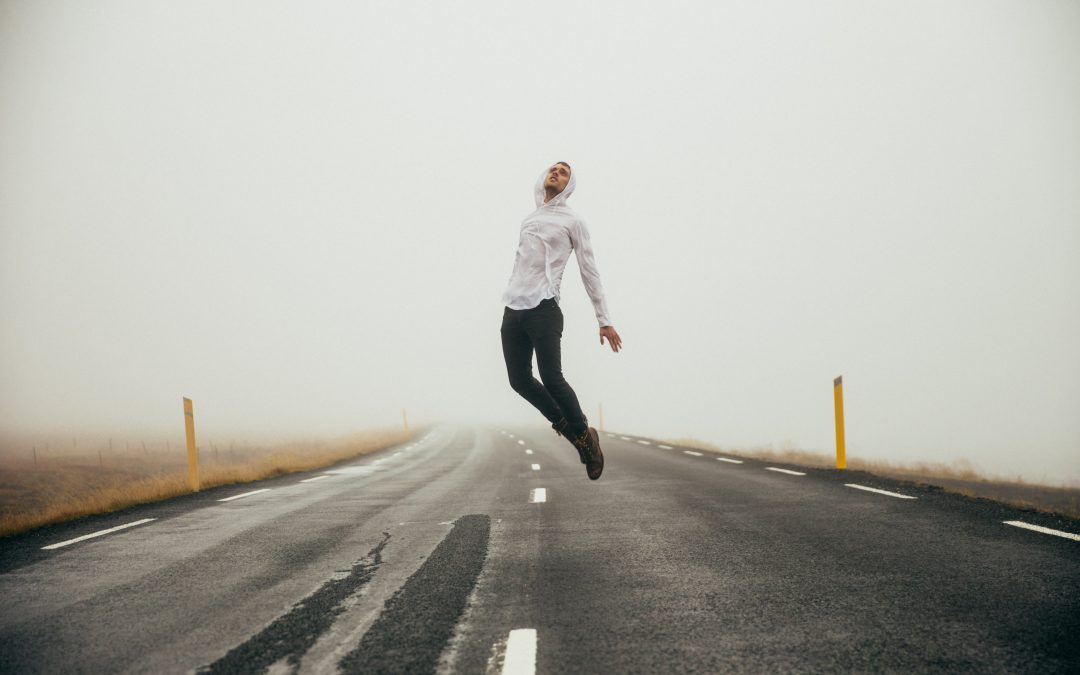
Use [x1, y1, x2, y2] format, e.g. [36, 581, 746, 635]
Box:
[501, 297, 588, 436]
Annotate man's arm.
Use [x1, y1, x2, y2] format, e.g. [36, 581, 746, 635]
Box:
[570, 219, 622, 352]
[569, 218, 612, 327]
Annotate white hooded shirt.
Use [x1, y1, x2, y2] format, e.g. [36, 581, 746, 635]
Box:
[501, 164, 613, 327]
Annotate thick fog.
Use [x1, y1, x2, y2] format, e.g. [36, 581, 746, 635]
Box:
[1, 1, 1077, 484]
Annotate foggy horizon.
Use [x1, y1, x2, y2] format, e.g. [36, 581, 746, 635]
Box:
[2, 1, 1077, 486]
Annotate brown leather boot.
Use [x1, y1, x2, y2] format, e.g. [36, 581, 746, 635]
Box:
[553, 418, 588, 464]
[569, 426, 604, 480]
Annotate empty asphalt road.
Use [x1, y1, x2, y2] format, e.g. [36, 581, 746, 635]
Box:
[1, 423, 1078, 673]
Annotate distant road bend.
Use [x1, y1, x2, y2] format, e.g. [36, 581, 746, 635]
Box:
[1, 423, 1078, 673]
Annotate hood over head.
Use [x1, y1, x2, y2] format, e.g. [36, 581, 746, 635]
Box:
[534, 162, 577, 209]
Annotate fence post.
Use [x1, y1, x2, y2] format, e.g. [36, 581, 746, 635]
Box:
[833, 376, 846, 469]
[183, 397, 201, 491]
[402, 408, 409, 434]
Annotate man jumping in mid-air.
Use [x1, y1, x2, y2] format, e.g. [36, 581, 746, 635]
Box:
[500, 161, 623, 480]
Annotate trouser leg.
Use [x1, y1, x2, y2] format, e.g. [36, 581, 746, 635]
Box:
[501, 305, 565, 424]
[524, 301, 588, 437]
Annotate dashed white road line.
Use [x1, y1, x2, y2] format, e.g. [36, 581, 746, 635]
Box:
[766, 467, 805, 476]
[683, 450, 703, 457]
[716, 457, 744, 464]
[658, 444, 673, 449]
[530, 488, 547, 503]
[1004, 520, 1080, 542]
[299, 475, 330, 483]
[42, 518, 157, 550]
[517, 440, 525, 445]
[637, 440, 651, 445]
[525, 449, 534, 455]
[502, 628, 537, 675]
[219, 488, 272, 502]
[845, 483, 916, 499]
[531, 464, 541, 471]
[620, 436, 633, 441]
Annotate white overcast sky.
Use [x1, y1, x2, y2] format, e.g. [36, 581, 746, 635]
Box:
[1, 1, 1077, 484]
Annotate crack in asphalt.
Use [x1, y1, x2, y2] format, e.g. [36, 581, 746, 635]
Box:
[196, 532, 392, 675]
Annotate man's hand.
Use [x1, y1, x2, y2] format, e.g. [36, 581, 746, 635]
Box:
[599, 325, 622, 353]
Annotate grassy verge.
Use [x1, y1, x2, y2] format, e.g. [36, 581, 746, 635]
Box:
[0, 426, 414, 538]
[663, 437, 1080, 520]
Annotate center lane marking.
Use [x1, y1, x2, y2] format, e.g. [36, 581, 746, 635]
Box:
[502, 628, 537, 675]
[531, 464, 540, 471]
[525, 449, 534, 455]
[716, 457, 743, 464]
[683, 450, 703, 457]
[637, 440, 651, 445]
[658, 444, 673, 449]
[530, 488, 547, 503]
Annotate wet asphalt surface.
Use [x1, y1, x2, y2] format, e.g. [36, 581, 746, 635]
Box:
[0, 422, 1078, 674]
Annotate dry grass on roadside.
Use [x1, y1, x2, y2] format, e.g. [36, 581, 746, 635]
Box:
[0, 427, 413, 538]
[664, 436, 1080, 520]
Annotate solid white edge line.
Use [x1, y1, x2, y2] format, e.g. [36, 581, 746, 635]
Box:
[530, 488, 547, 503]
[1004, 520, 1080, 542]
[637, 440, 651, 445]
[531, 464, 540, 470]
[502, 628, 537, 675]
[300, 475, 330, 483]
[766, 467, 806, 476]
[42, 518, 157, 550]
[683, 450, 703, 457]
[219, 488, 272, 502]
[845, 483, 916, 499]
[717, 457, 744, 464]
[658, 444, 673, 449]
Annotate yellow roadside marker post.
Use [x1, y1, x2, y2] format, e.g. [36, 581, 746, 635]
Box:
[183, 397, 201, 491]
[833, 376, 846, 469]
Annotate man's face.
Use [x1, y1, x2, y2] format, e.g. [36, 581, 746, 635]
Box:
[546, 163, 570, 193]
